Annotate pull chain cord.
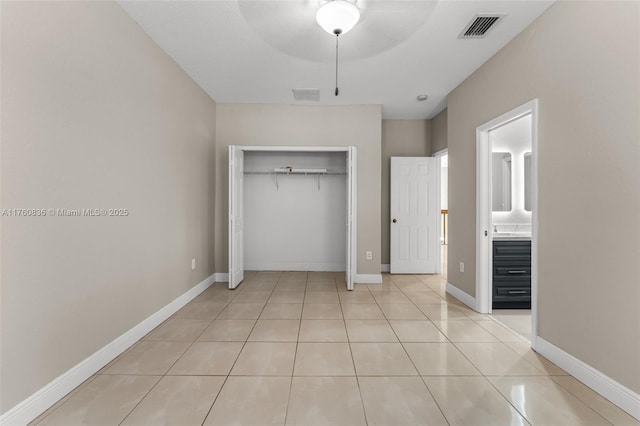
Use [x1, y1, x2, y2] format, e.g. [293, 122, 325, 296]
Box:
[334, 29, 342, 96]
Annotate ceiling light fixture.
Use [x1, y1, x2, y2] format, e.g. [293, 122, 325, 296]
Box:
[316, 0, 360, 96]
[316, 0, 360, 36]
[417, 94, 428, 101]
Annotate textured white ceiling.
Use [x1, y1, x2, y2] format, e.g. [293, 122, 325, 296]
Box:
[118, 0, 554, 119]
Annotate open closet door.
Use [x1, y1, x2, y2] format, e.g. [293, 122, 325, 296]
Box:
[228, 146, 244, 289]
[345, 147, 357, 290]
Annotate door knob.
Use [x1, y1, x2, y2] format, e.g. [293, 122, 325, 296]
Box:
[392, 218, 397, 223]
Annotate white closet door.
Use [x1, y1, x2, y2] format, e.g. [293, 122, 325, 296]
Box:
[229, 146, 244, 289]
[345, 147, 356, 290]
[390, 157, 438, 274]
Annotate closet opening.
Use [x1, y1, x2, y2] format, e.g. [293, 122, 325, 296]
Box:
[229, 146, 357, 291]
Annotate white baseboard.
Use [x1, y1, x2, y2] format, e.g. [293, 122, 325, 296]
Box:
[446, 282, 477, 311]
[0, 273, 216, 426]
[355, 274, 382, 284]
[214, 272, 229, 283]
[243, 262, 345, 272]
[217, 272, 383, 285]
[535, 337, 640, 421]
[380, 264, 390, 273]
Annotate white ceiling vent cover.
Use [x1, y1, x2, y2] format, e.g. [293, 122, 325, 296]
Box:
[292, 88, 320, 102]
[459, 15, 504, 39]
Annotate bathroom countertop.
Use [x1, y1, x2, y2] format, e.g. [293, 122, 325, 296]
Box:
[493, 233, 531, 241]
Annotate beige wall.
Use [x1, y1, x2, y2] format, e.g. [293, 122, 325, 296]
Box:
[380, 119, 431, 264]
[431, 108, 448, 153]
[215, 104, 382, 276]
[447, 1, 640, 392]
[1, 1, 217, 412]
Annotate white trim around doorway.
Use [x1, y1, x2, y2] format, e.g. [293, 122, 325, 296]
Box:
[433, 148, 448, 276]
[475, 99, 539, 347]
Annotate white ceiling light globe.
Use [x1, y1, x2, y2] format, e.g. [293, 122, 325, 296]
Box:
[316, 0, 360, 35]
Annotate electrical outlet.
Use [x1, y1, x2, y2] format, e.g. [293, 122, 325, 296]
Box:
[459, 261, 464, 273]
[366, 251, 373, 260]
[191, 258, 196, 270]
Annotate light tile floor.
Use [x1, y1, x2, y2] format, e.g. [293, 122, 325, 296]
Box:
[32, 272, 638, 426]
[491, 309, 533, 341]
[443, 242, 534, 343]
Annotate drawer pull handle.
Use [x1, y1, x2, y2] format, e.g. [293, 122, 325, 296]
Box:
[508, 290, 527, 294]
[508, 270, 527, 274]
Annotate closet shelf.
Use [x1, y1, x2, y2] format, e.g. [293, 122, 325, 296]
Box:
[275, 167, 326, 174]
[244, 169, 347, 176]
[244, 168, 346, 191]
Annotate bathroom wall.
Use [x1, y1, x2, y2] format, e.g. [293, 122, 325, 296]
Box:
[490, 114, 532, 229]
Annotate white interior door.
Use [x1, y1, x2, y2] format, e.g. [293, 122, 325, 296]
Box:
[228, 146, 244, 289]
[390, 157, 438, 274]
[345, 147, 357, 290]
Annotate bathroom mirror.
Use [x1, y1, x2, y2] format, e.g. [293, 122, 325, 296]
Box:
[492, 152, 512, 211]
[524, 152, 532, 211]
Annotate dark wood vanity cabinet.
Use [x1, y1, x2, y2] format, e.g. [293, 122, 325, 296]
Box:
[493, 240, 531, 309]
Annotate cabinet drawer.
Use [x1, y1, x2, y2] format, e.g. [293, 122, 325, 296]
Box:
[493, 241, 531, 260]
[492, 240, 531, 308]
[493, 264, 531, 277]
[493, 287, 531, 304]
[493, 277, 531, 287]
[495, 287, 531, 297]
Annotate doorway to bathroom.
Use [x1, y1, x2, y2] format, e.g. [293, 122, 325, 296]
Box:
[476, 100, 538, 345]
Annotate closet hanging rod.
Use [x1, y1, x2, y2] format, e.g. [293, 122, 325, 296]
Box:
[243, 171, 346, 176]
[274, 167, 327, 174]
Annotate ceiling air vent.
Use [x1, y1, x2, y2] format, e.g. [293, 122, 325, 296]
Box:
[459, 15, 504, 39]
[292, 88, 320, 102]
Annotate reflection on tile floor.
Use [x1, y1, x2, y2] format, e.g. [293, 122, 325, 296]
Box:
[491, 309, 533, 341]
[32, 271, 639, 426]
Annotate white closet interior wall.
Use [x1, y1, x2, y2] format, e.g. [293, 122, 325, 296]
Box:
[243, 151, 347, 271]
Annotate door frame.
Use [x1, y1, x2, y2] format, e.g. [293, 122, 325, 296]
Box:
[475, 99, 539, 347]
[228, 146, 244, 289]
[433, 148, 448, 275]
[228, 145, 357, 290]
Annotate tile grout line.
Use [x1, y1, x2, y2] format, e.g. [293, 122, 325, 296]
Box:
[152, 285, 238, 426]
[546, 377, 620, 426]
[200, 274, 278, 426]
[106, 284, 235, 425]
[30, 375, 99, 425]
[384, 276, 453, 425]
[447, 336, 543, 426]
[340, 277, 370, 425]
[40, 272, 614, 425]
[283, 270, 307, 426]
[393, 275, 534, 426]
[397, 344, 452, 421]
[116, 376, 164, 426]
[113, 288, 233, 426]
[395, 276, 471, 423]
